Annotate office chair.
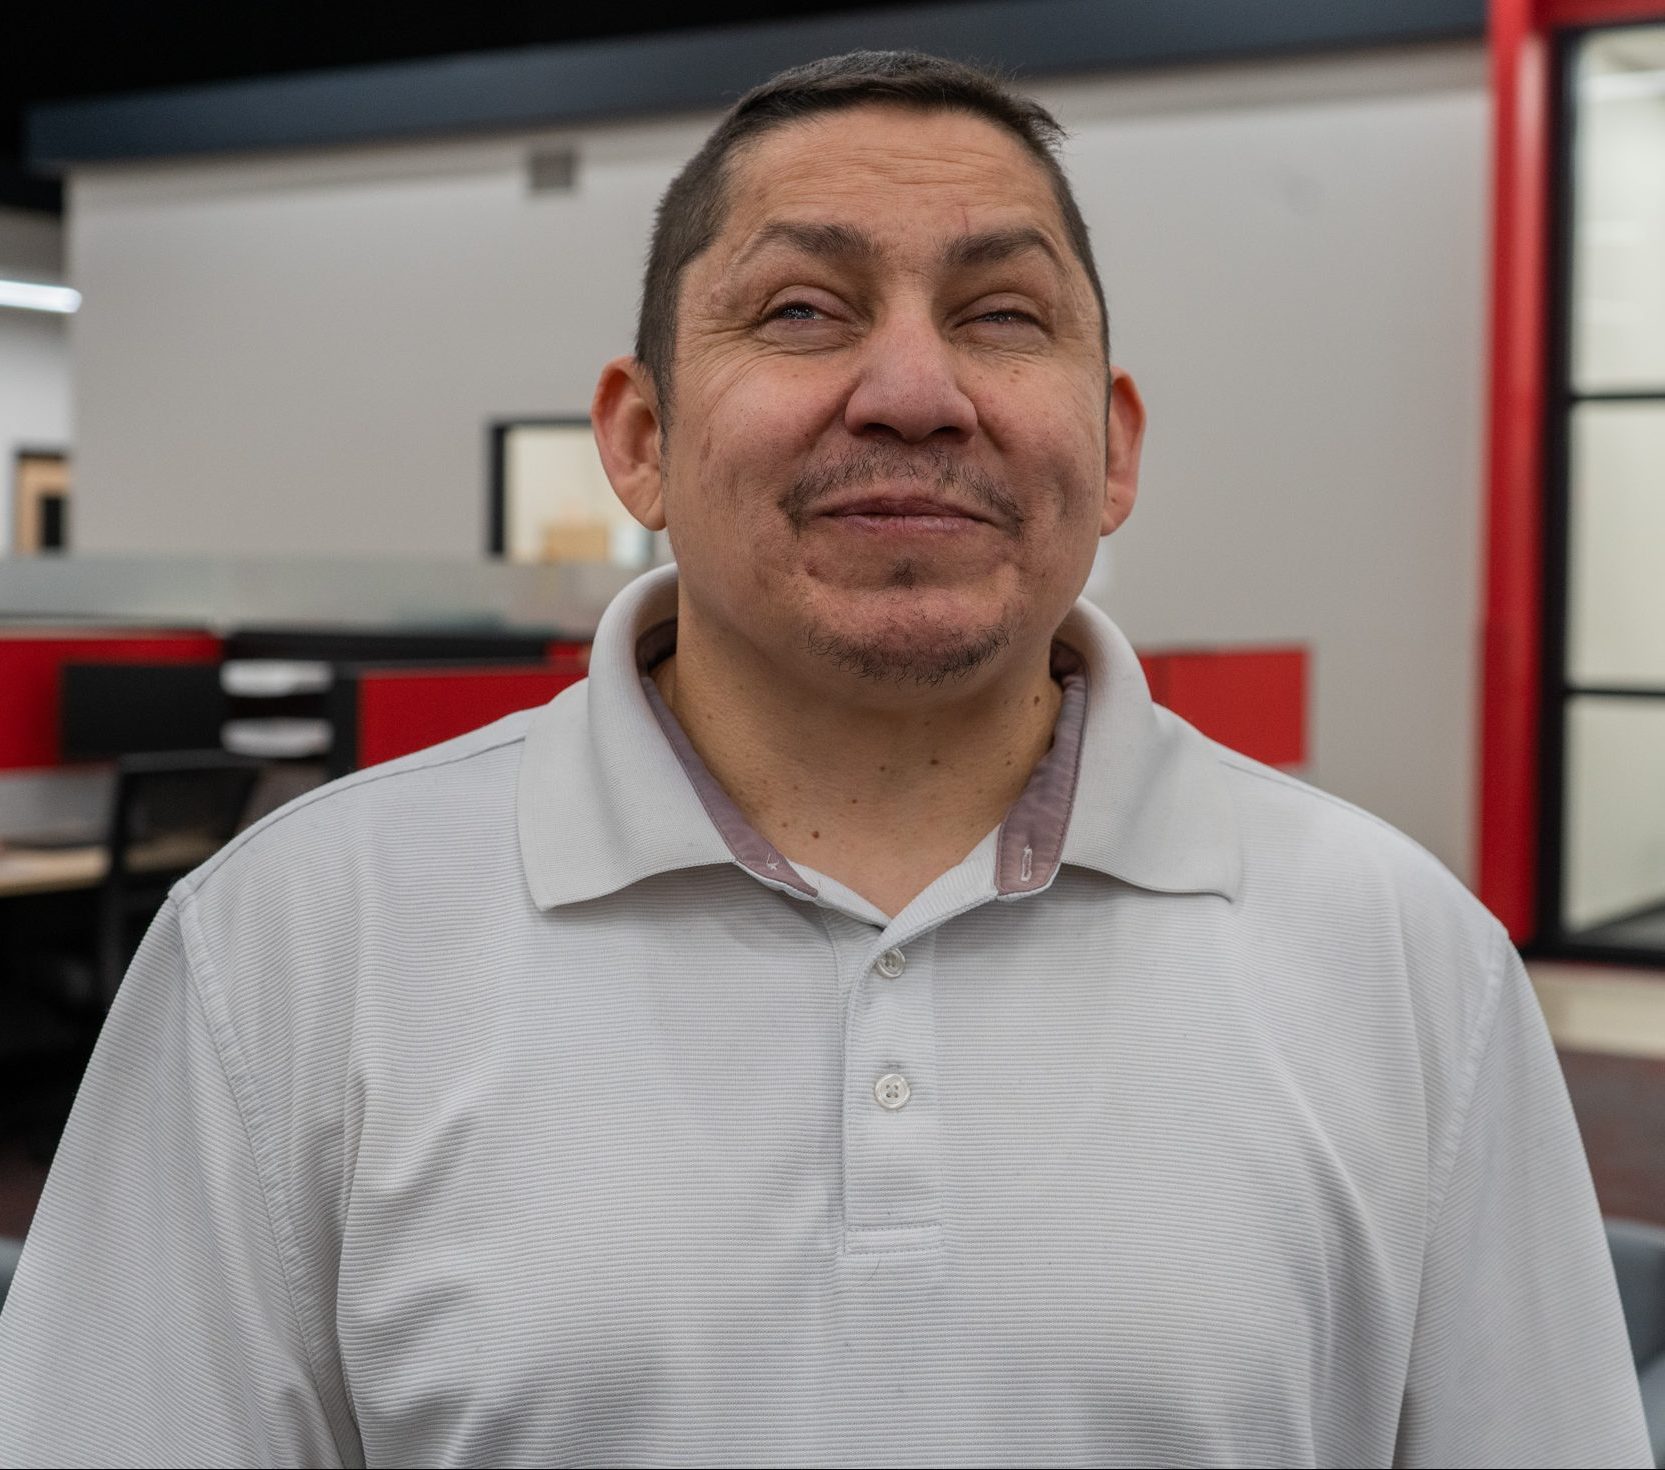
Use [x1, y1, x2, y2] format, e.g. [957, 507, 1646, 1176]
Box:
[8, 752, 261, 1163]
[1606, 1216, 1665, 1467]
[90, 751, 263, 1013]
[0, 1236, 21, 1314]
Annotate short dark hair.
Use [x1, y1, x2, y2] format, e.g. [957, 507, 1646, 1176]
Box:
[634, 50, 1110, 416]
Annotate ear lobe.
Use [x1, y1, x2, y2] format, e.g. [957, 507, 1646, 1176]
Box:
[1100, 365, 1146, 537]
[591, 357, 668, 532]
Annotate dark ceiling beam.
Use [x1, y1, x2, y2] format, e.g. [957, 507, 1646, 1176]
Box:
[0, 165, 62, 213]
[28, 0, 1485, 170]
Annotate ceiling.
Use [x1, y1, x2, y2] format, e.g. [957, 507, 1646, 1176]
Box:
[0, 0, 911, 213]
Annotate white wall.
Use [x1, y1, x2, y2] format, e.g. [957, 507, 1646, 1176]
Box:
[1044, 47, 1488, 887]
[0, 207, 73, 555]
[68, 120, 710, 560]
[63, 42, 1489, 881]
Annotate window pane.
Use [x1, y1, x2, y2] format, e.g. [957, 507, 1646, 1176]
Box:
[502, 422, 655, 567]
[1571, 24, 1665, 393]
[1563, 695, 1665, 942]
[1566, 401, 1665, 687]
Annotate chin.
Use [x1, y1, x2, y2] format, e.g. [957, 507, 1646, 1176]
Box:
[799, 601, 1018, 689]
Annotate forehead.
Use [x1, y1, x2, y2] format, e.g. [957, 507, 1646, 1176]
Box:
[714, 103, 1069, 259]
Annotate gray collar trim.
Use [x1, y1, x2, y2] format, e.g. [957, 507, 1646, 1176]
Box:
[517, 567, 1240, 911]
[632, 618, 1091, 904]
[636, 618, 817, 900]
[995, 643, 1088, 897]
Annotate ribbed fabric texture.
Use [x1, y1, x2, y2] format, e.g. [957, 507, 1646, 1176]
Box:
[0, 570, 1650, 1468]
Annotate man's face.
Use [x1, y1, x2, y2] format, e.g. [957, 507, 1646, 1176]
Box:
[648, 103, 1138, 695]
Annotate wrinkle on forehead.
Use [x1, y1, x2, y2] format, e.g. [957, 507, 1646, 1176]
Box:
[728, 218, 1068, 286]
[717, 107, 1071, 261]
[677, 103, 1107, 361]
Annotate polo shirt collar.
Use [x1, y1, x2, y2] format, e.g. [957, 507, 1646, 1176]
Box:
[518, 565, 1240, 910]
[1049, 596, 1243, 902]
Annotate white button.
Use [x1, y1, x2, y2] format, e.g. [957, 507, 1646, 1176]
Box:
[874, 1072, 911, 1110]
[876, 948, 906, 979]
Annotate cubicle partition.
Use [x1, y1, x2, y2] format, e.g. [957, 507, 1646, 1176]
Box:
[1, 621, 1305, 839]
[317, 644, 1302, 775]
[0, 631, 224, 773]
[0, 623, 593, 849]
[1138, 647, 1308, 770]
[214, 627, 589, 776]
[329, 659, 589, 776]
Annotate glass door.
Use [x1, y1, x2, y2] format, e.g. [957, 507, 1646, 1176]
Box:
[1546, 21, 1665, 959]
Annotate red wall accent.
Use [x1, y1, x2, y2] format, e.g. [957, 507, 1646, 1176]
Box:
[1138, 647, 1307, 769]
[356, 666, 586, 769]
[0, 632, 223, 771]
[1483, 0, 1553, 942]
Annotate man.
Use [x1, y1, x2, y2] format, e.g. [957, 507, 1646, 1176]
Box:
[0, 50, 1650, 1468]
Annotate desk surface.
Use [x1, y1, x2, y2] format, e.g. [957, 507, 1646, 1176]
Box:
[0, 834, 221, 898]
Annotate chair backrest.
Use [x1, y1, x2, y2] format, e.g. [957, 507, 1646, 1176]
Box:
[1606, 1216, 1665, 1367]
[0, 1236, 22, 1314]
[96, 750, 263, 1009]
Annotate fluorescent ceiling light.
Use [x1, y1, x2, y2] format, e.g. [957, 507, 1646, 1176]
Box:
[0, 279, 81, 314]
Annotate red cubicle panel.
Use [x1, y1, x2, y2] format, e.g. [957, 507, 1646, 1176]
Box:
[353, 664, 587, 770]
[1139, 647, 1308, 770]
[0, 631, 1304, 777]
[349, 648, 1304, 774]
[0, 631, 223, 771]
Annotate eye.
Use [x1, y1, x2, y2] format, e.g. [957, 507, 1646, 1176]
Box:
[771, 301, 824, 322]
[974, 307, 1042, 327]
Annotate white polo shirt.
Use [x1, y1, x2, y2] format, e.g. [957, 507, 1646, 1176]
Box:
[0, 566, 1650, 1468]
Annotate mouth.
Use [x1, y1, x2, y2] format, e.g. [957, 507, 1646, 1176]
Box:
[815, 493, 994, 533]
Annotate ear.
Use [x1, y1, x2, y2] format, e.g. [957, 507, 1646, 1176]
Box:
[1100, 364, 1146, 537]
[591, 356, 667, 532]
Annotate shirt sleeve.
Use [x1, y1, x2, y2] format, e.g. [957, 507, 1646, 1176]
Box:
[1394, 931, 1652, 1469]
[0, 897, 359, 1469]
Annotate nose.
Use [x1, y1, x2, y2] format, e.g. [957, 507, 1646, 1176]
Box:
[842, 309, 978, 444]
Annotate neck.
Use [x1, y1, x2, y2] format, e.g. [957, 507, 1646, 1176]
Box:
[653, 602, 1064, 919]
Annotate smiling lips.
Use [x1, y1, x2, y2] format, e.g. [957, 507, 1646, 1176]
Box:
[816, 493, 992, 532]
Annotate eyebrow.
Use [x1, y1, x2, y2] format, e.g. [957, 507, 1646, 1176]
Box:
[731, 220, 1066, 277]
[941, 225, 1065, 273]
[732, 220, 880, 271]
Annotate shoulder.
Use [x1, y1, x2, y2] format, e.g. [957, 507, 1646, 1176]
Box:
[169, 705, 551, 991]
[1158, 728, 1522, 1157]
[182, 707, 536, 898]
[1199, 729, 1507, 970]
[155, 705, 556, 1109]
[1212, 734, 1482, 897]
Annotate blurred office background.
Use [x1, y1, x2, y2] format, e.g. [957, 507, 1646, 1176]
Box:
[0, 0, 1663, 1452]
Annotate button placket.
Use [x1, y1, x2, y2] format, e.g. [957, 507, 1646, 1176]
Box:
[842, 930, 943, 1255]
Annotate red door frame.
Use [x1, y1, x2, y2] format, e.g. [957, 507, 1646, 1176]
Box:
[1481, 0, 1665, 942]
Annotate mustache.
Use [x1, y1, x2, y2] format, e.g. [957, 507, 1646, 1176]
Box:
[777, 448, 1027, 532]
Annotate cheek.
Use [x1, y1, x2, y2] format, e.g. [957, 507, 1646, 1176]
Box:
[1003, 423, 1105, 536]
[674, 374, 840, 523]
[981, 373, 1105, 508]
[691, 356, 841, 465]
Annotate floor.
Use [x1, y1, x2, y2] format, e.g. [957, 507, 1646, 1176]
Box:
[3, 961, 1663, 1239]
[1529, 959, 1665, 1226]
